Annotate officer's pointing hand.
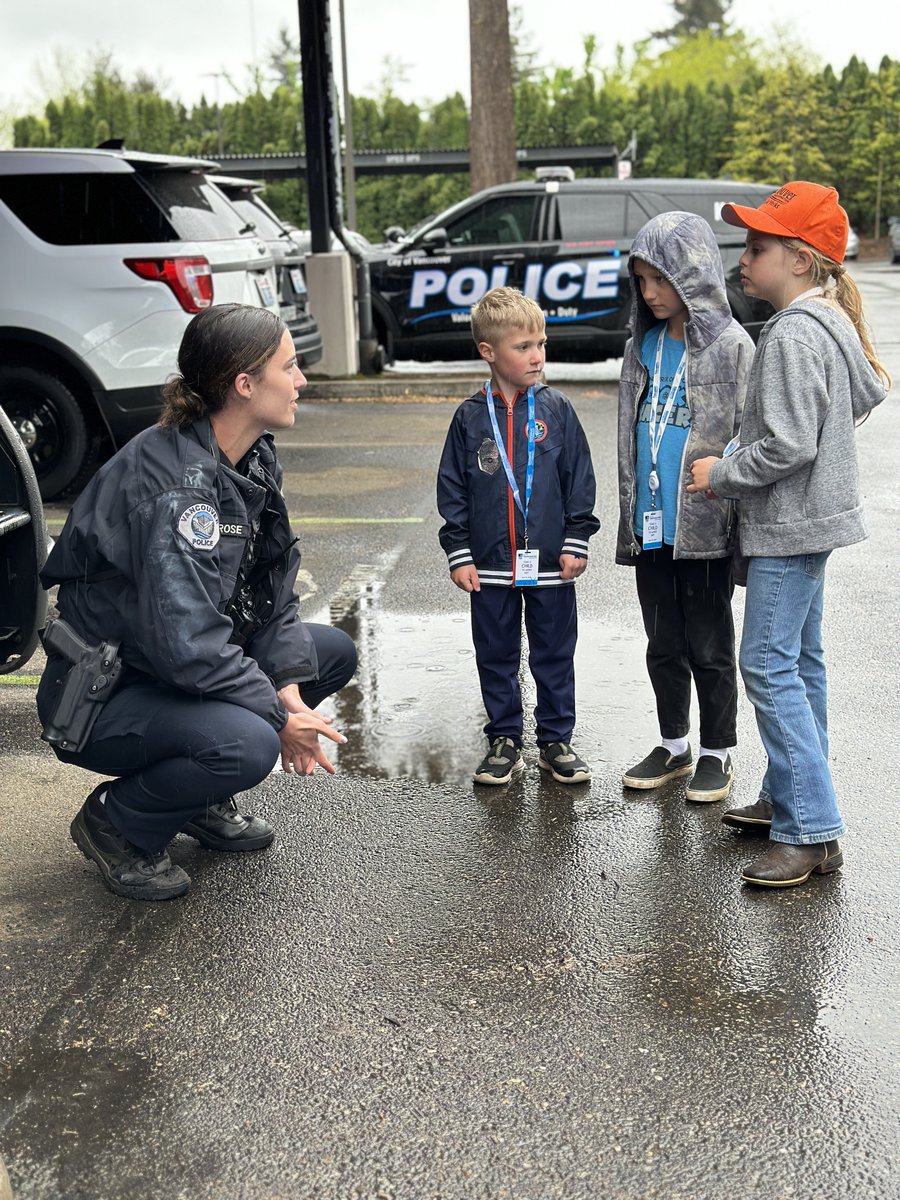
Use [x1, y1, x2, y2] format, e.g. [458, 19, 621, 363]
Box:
[278, 709, 347, 776]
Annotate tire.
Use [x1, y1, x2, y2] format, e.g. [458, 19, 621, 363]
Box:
[372, 313, 394, 365]
[0, 366, 94, 500]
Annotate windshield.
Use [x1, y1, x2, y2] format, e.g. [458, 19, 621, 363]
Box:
[396, 213, 438, 247]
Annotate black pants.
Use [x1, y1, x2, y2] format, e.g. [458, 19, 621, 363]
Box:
[38, 623, 356, 852]
[634, 545, 737, 749]
[470, 584, 578, 747]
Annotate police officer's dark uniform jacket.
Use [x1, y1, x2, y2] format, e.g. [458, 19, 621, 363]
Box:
[437, 382, 600, 585]
[40, 417, 315, 732]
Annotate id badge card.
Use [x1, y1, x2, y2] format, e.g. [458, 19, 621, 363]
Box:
[514, 548, 539, 586]
[642, 509, 663, 550]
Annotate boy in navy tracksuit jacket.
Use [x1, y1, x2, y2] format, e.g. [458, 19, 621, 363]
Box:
[437, 287, 600, 785]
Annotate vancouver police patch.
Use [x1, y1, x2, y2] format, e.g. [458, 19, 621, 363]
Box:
[177, 503, 220, 550]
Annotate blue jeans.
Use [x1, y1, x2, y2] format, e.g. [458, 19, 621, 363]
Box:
[739, 553, 843, 845]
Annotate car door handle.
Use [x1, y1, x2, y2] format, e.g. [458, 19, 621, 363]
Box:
[492, 253, 525, 262]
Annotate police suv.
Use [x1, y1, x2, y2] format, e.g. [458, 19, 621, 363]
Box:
[366, 171, 775, 363]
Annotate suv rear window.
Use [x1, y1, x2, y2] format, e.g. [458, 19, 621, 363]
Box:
[136, 172, 248, 241]
[0, 173, 176, 244]
[226, 195, 285, 241]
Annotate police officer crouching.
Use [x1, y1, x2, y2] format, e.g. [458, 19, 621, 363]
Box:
[37, 304, 357, 901]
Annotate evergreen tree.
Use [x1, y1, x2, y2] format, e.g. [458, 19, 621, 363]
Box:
[654, 0, 733, 41]
[723, 59, 833, 183]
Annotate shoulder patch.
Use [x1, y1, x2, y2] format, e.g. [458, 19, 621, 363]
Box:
[178, 503, 220, 550]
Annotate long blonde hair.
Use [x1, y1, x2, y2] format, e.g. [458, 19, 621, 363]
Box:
[784, 238, 892, 387]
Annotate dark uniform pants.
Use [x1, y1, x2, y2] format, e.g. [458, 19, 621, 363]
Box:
[634, 544, 737, 749]
[37, 623, 356, 852]
[470, 584, 578, 747]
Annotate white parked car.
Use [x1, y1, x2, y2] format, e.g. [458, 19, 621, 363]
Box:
[889, 217, 900, 265]
[207, 174, 322, 369]
[0, 146, 281, 499]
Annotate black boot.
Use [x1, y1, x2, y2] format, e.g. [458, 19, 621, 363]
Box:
[70, 783, 191, 901]
[182, 797, 275, 852]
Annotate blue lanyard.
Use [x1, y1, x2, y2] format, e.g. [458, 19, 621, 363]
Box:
[485, 381, 536, 544]
[647, 326, 687, 496]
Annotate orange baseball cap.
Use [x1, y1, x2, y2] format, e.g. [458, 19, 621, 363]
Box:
[721, 181, 849, 264]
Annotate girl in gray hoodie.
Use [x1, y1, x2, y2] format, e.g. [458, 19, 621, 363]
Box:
[689, 181, 890, 890]
[616, 211, 755, 805]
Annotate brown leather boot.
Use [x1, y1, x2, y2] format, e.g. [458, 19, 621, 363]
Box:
[722, 797, 773, 831]
[741, 840, 843, 888]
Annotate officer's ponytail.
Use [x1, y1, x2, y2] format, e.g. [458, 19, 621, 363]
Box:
[159, 304, 287, 428]
[159, 376, 206, 427]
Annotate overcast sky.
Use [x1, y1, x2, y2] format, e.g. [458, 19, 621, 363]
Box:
[1, 0, 894, 119]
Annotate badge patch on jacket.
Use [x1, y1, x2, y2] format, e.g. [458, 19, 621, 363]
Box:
[530, 418, 549, 442]
[477, 439, 501, 474]
[178, 504, 220, 550]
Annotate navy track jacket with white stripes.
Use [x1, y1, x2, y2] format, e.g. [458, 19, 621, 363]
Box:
[437, 382, 600, 587]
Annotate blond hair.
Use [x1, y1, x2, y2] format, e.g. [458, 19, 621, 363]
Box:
[471, 287, 545, 347]
[784, 238, 892, 387]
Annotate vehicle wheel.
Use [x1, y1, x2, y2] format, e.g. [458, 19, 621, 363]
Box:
[358, 338, 386, 375]
[373, 315, 394, 365]
[0, 366, 93, 500]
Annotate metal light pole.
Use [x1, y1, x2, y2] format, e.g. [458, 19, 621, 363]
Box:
[201, 72, 225, 158]
[337, 0, 357, 230]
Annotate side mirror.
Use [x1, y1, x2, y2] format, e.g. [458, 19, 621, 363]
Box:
[419, 227, 449, 251]
[384, 225, 405, 243]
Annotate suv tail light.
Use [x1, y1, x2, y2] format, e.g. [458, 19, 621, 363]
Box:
[124, 256, 213, 313]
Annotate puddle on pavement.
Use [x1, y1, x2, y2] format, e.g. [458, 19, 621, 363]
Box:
[309, 575, 682, 784]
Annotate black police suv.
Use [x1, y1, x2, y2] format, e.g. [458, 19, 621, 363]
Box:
[364, 172, 776, 364]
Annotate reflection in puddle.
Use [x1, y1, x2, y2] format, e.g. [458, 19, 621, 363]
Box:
[315, 577, 668, 784]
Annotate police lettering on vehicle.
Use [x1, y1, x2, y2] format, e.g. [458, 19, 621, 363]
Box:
[408, 258, 621, 318]
[177, 504, 220, 550]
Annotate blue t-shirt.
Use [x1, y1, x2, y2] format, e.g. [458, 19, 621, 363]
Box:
[633, 326, 691, 545]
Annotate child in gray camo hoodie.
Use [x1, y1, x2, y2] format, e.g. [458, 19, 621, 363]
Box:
[689, 181, 890, 890]
[616, 210, 755, 805]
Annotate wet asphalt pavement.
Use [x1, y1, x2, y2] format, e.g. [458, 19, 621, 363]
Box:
[1, 263, 899, 1199]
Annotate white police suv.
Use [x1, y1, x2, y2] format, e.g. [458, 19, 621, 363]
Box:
[0, 147, 282, 499]
[207, 174, 323, 371]
[365, 171, 775, 364]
